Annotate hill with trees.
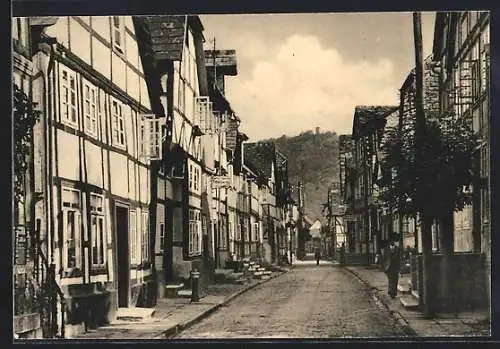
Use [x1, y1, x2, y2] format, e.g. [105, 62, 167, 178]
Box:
[264, 129, 340, 222]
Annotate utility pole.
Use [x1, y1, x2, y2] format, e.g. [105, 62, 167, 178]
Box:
[362, 137, 371, 265]
[297, 180, 304, 259]
[413, 11, 435, 318]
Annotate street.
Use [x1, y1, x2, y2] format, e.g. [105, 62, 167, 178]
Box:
[174, 262, 408, 338]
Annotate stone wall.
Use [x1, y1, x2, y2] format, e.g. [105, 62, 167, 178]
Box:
[424, 60, 441, 115]
[411, 252, 487, 312]
[345, 252, 369, 266]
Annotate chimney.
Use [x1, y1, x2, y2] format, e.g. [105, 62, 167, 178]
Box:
[315, 127, 320, 135]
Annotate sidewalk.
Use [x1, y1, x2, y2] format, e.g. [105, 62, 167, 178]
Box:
[75, 270, 286, 340]
[344, 265, 490, 337]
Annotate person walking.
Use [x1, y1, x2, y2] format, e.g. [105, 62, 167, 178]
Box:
[383, 233, 402, 299]
[339, 242, 346, 266]
[315, 247, 321, 265]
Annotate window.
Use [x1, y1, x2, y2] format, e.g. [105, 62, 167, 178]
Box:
[159, 223, 165, 251]
[252, 222, 259, 242]
[195, 96, 215, 133]
[141, 212, 149, 262]
[194, 168, 200, 191]
[188, 209, 202, 256]
[90, 194, 105, 266]
[189, 165, 193, 189]
[139, 115, 145, 157]
[235, 217, 242, 241]
[112, 16, 125, 54]
[139, 114, 164, 160]
[111, 99, 125, 147]
[480, 40, 490, 93]
[130, 210, 138, 264]
[459, 60, 473, 111]
[189, 164, 200, 192]
[243, 218, 249, 242]
[61, 188, 81, 270]
[83, 82, 98, 136]
[60, 67, 78, 127]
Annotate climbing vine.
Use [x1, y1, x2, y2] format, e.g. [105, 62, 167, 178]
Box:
[13, 82, 40, 206]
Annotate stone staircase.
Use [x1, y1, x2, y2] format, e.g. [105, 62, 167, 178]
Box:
[399, 278, 420, 310]
[163, 258, 277, 299]
[116, 307, 156, 322]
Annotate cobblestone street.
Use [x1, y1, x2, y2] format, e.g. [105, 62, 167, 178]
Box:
[174, 263, 408, 338]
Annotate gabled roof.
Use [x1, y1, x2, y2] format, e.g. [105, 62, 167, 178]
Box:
[141, 15, 204, 62]
[352, 105, 398, 139]
[244, 141, 275, 179]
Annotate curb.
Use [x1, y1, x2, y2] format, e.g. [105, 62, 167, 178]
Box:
[342, 267, 418, 337]
[162, 270, 289, 338]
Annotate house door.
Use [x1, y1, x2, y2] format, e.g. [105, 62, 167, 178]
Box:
[116, 205, 129, 307]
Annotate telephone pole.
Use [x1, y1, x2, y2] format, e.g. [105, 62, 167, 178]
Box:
[413, 11, 435, 318]
[297, 180, 305, 259]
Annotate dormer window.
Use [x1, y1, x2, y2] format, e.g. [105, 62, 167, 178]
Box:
[112, 16, 125, 54]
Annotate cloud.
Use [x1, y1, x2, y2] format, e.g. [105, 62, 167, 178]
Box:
[225, 34, 399, 140]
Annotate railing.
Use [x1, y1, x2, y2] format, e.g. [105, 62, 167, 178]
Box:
[32, 223, 66, 339]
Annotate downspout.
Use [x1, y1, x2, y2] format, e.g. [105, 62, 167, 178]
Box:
[38, 42, 56, 264]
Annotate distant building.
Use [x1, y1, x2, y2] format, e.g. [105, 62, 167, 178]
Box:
[351, 105, 398, 263]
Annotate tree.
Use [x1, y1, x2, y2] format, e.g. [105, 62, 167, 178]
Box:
[13, 82, 41, 317]
[379, 109, 480, 315]
[13, 82, 40, 223]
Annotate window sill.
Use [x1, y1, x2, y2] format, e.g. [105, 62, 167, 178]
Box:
[85, 129, 99, 139]
[112, 143, 127, 151]
[113, 46, 125, 58]
[61, 120, 80, 131]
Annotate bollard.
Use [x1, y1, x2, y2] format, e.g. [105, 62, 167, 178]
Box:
[190, 270, 200, 303]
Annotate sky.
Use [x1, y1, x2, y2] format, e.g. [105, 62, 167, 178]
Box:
[200, 12, 436, 140]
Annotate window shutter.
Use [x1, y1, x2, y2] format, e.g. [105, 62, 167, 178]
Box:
[139, 114, 164, 161]
[207, 101, 214, 134]
[195, 96, 211, 133]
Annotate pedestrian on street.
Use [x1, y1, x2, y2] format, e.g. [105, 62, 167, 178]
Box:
[339, 242, 346, 266]
[383, 233, 402, 299]
[315, 248, 321, 265]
